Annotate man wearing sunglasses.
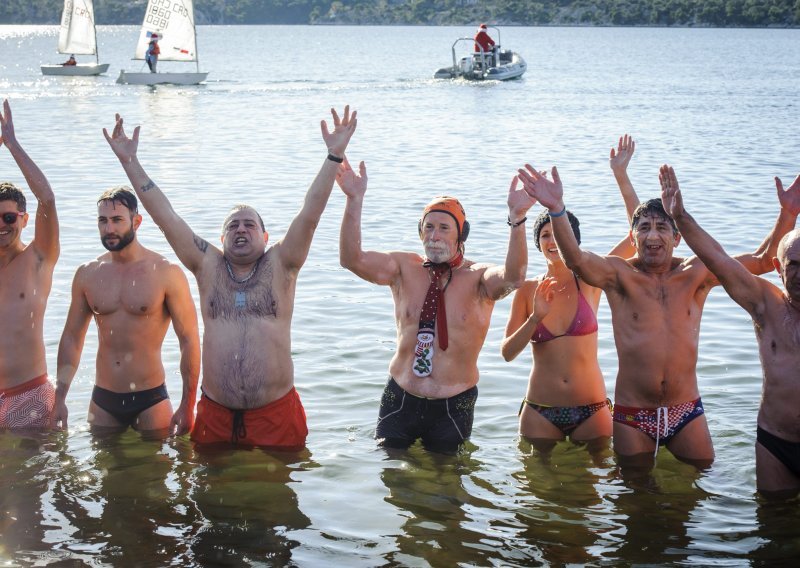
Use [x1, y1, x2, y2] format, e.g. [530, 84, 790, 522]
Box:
[52, 187, 201, 438]
[103, 106, 357, 450]
[0, 100, 60, 430]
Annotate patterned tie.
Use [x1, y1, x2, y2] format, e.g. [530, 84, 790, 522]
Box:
[412, 251, 463, 377]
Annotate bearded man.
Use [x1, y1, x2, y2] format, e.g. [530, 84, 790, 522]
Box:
[53, 187, 200, 438]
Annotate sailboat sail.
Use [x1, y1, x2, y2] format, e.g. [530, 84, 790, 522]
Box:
[134, 0, 197, 62]
[57, 0, 97, 55]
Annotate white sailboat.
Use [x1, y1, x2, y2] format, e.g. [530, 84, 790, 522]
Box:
[41, 0, 109, 76]
[117, 0, 208, 85]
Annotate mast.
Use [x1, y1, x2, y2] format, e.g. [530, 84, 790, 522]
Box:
[91, 0, 100, 64]
[191, 0, 201, 72]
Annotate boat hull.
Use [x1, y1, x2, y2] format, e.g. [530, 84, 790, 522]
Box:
[116, 71, 208, 85]
[41, 63, 109, 76]
[434, 51, 526, 81]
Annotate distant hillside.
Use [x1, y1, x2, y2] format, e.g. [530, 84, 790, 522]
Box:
[2, 0, 798, 27]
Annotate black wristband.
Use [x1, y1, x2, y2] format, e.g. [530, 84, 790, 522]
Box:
[327, 153, 344, 163]
[507, 216, 527, 227]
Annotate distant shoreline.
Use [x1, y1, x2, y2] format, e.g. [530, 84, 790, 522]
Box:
[2, 0, 798, 28]
[2, 22, 799, 29]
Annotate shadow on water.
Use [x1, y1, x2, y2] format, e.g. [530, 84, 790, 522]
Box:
[0, 430, 316, 566]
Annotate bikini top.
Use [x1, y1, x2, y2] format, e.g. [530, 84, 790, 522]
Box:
[530, 274, 598, 344]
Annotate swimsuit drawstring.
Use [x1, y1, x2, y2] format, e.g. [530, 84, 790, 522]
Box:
[654, 406, 669, 457]
[231, 409, 247, 444]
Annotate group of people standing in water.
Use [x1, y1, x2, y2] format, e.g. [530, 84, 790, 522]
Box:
[1, 99, 799, 496]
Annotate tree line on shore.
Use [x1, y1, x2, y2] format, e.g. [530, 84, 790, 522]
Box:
[2, 0, 798, 27]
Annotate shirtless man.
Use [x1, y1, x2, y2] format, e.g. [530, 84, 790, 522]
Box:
[104, 106, 357, 450]
[0, 100, 59, 430]
[661, 166, 800, 494]
[52, 187, 200, 437]
[518, 163, 798, 467]
[337, 158, 535, 453]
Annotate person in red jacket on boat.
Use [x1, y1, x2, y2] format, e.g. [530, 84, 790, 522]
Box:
[474, 24, 495, 57]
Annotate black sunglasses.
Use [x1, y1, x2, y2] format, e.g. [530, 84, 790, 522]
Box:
[1, 211, 24, 224]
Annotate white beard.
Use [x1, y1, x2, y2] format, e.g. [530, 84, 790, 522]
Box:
[424, 243, 454, 264]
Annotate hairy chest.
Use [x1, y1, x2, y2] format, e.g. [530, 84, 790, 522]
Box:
[204, 255, 280, 321]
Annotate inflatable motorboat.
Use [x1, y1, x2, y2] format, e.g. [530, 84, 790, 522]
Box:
[433, 26, 526, 81]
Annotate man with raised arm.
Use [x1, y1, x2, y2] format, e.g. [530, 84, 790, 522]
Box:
[518, 163, 798, 467]
[661, 166, 800, 494]
[104, 107, 356, 450]
[0, 100, 59, 430]
[337, 158, 536, 453]
[52, 187, 201, 438]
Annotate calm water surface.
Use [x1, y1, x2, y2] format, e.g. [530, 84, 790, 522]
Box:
[1, 24, 800, 566]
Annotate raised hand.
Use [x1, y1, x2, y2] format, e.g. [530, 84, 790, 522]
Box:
[0, 99, 18, 149]
[659, 164, 685, 218]
[776, 173, 800, 217]
[103, 113, 140, 164]
[610, 134, 635, 175]
[336, 156, 368, 199]
[507, 175, 536, 219]
[321, 105, 357, 158]
[517, 164, 564, 210]
[532, 276, 557, 321]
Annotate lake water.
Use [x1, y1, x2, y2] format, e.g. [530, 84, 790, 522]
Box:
[1, 24, 800, 566]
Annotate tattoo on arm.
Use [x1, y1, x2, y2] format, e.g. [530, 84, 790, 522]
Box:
[193, 234, 209, 253]
[141, 180, 156, 192]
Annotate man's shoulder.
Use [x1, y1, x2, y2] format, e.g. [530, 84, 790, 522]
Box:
[140, 247, 179, 267]
[461, 258, 492, 274]
[391, 250, 424, 265]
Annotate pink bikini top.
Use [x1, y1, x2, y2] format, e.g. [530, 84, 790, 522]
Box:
[530, 274, 598, 343]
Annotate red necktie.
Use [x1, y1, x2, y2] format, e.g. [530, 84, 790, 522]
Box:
[412, 252, 463, 377]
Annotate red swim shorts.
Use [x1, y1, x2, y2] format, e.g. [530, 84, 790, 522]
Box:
[0, 374, 55, 429]
[191, 387, 308, 450]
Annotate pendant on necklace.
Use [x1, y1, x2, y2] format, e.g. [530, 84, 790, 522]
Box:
[235, 290, 246, 309]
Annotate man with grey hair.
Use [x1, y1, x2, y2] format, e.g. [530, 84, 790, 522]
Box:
[661, 165, 800, 495]
[0, 100, 59, 430]
[104, 106, 357, 450]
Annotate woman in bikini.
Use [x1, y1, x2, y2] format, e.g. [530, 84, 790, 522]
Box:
[502, 135, 640, 451]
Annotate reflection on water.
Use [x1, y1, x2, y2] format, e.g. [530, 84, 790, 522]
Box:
[752, 498, 800, 563]
[512, 440, 614, 565]
[0, 431, 314, 565]
[187, 446, 313, 565]
[379, 445, 527, 566]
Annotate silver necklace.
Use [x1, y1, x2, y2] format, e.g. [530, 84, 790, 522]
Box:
[224, 255, 261, 284]
[225, 255, 262, 309]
